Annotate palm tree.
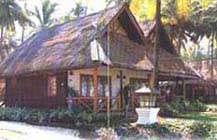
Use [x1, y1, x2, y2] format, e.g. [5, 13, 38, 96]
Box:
[20, 0, 33, 43]
[31, 0, 58, 28]
[130, 0, 211, 54]
[199, 1, 217, 78]
[71, 2, 86, 18]
[0, 0, 30, 57]
[150, 0, 161, 89]
[161, 0, 189, 54]
[58, 2, 87, 23]
[186, 1, 217, 78]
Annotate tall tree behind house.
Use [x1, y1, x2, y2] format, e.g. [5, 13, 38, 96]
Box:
[54, 1, 88, 24]
[150, 0, 161, 89]
[201, 1, 217, 78]
[130, 0, 211, 55]
[0, 0, 30, 59]
[30, 0, 58, 28]
[19, 0, 33, 43]
[71, 1, 87, 18]
[188, 1, 217, 78]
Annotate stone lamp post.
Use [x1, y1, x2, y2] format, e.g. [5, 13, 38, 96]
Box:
[135, 85, 160, 125]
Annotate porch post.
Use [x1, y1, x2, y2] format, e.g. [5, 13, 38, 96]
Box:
[119, 70, 123, 109]
[93, 68, 98, 112]
[148, 74, 152, 87]
[182, 79, 186, 99]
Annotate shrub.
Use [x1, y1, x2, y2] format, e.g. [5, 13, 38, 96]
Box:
[0, 107, 96, 125]
[160, 100, 207, 117]
[190, 100, 207, 111]
[190, 122, 212, 137]
[144, 121, 215, 138]
[160, 103, 178, 117]
[144, 123, 171, 134]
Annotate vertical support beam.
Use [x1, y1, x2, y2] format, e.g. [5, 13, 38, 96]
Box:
[192, 84, 195, 101]
[204, 83, 207, 102]
[147, 74, 152, 87]
[118, 95, 121, 111]
[182, 79, 186, 99]
[173, 79, 178, 100]
[107, 24, 111, 128]
[132, 92, 135, 110]
[119, 70, 123, 109]
[93, 67, 98, 112]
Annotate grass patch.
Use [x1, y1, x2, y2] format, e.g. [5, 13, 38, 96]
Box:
[178, 112, 217, 121]
[158, 111, 217, 138]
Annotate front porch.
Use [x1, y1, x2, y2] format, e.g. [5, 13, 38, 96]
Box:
[66, 66, 194, 113]
[3, 66, 198, 112]
[66, 66, 150, 113]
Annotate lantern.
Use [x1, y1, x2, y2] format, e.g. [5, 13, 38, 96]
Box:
[134, 85, 160, 125]
[135, 85, 160, 107]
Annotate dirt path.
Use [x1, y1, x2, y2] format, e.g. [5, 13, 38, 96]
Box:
[0, 121, 84, 140]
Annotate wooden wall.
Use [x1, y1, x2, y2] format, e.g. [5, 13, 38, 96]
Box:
[0, 79, 5, 101]
[5, 73, 67, 108]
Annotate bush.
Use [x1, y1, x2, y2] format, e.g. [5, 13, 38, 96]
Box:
[143, 121, 214, 138]
[0, 107, 96, 125]
[191, 122, 212, 137]
[190, 100, 207, 111]
[144, 123, 171, 134]
[160, 100, 207, 117]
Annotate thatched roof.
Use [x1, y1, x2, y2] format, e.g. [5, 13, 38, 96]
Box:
[140, 20, 177, 54]
[0, 4, 199, 79]
[0, 4, 124, 76]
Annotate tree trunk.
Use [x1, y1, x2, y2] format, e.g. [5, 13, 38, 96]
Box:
[21, 26, 25, 43]
[150, 0, 161, 89]
[210, 33, 214, 79]
[0, 26, 4, 60]
[0, 26, 3, 45]
[177, 28, 182, 55]
[21, 0, 27, 43]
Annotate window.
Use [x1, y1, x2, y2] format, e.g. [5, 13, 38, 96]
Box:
[80, 75, 111, 97]
[80, 75, 94, 96]
[98, 76, 111, 97]
[48, 76, 57, 97]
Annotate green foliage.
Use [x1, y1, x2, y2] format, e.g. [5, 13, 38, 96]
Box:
[145, 123, 171, 134]
[71, 1, 86, 18]
[0, 107, 96, 125]
[144, 121, 215, 138]
[30, 0, 58, 27]
[189, 100, 207, 111]
[0, 0, 31, 31]
[191, 122, 212, 137]
[160, 100, 207, 117]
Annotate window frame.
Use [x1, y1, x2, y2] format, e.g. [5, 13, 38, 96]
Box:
[97, 75, 112, 97]
[80, 74, 94, 96]
[80, 74, 112, 97]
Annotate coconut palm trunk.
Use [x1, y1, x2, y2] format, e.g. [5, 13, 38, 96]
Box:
[21, 0, 27, 43]
[0, 26, 4, 60]
[150, 0, 161, 89]
[210, 33, 214, 79]
[0, 26, 3, 45]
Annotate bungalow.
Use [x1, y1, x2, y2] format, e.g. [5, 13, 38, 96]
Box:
[0, 4, 199, 112]
[189, 59, 217, 102]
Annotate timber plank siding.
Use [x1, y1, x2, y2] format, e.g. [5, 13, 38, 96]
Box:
[5, 73, 68, 108]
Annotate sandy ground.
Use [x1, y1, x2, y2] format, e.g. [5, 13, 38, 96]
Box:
[0, 121, 84, 140]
